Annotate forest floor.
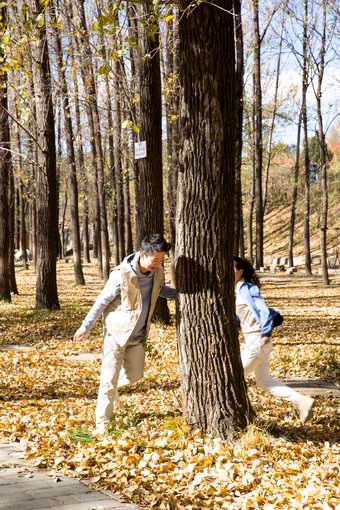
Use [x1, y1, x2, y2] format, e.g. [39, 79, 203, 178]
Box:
[262, 193, 340, 258]
[0, 261, 339, 510]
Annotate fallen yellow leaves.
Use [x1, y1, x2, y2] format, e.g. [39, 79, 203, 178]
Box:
[0, 263, 340, 509]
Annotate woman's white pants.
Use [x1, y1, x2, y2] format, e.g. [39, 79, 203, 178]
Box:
[95, 334, 145, 432]
[241, 333, 302, 405]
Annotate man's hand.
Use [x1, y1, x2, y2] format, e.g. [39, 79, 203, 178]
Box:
[260, 336, 271, 346]
[74, 331, 87, 342]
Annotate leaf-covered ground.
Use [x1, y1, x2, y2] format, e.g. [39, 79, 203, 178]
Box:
[0, 262, 339, 509]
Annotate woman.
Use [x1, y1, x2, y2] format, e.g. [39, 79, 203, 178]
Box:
[234, 256, 314, 424]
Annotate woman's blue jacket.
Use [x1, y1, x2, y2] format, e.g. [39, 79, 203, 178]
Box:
[237, 281, 279, 337]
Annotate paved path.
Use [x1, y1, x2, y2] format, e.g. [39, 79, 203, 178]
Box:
[0, 442, 139, 510]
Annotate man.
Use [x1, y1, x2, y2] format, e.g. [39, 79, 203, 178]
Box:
[74, 234, 175, 434]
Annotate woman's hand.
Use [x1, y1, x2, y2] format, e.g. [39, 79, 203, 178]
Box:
[260, 336, 271, 346]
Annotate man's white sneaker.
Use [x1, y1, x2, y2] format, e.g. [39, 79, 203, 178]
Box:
[298, 396, 315, 424]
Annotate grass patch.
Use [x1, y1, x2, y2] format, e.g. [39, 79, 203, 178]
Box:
[69, 426, 98, 445]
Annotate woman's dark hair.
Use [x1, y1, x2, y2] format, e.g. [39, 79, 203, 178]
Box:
[234, 256, 261, 288]
[140, 234, 171, 255]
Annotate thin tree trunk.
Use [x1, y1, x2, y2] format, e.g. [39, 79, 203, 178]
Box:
[176, 0, 253, 438]
[288, 110, 302, 268]
[51, 3, 85, 284]
[263, 12, 284, 215]
[73, 70, 91, 264]
[234, 0, 244, 257]
[9, 164, 18, 295]
[56, 103, 62, 260]
[74, 0, 110, 280]
[302, 0, 311, 275]
[28, 134, 37, 271]
[253, 0, 263, 269]
[247, 74, 256, 261]
[113, 59, 125, 261]
[15, 188, 20, 250]
[16, 117, 28, 271]
[61, 184, 68, 259]
[123, 144, 133, 254]
[136, 3, 170, 324]
[104, 74, 119, 265]
[19, 180, 28, 270]
[127, 5, 139, 251]
[317, 0, 329, 285]
[166, 11, 177, 284]
[0, 17, 12, 301]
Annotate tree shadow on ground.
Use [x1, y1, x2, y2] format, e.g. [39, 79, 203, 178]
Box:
[260, 419, 340, 446]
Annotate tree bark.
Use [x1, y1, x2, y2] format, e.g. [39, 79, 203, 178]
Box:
[288, 110, 302, 268]
[14, 106, 28, 271]
[28, 136, 37, 271]
[51, 2, 85, 285]
[29, 0, 59, 309]
[176, 0, 253, 438]
[26, 55, 37, 270]
[253, 0, 264, 269]
[19, 180, 28, 270]
[302, 0, 311, 275]
[74, 0, 110, 280]
[246, 73, 256, 261]
[123, 139, 133, 255]
[263, 12, 284, 216]
[0, 8, 11, 302]
[234, 0, 244, 257]
[113, 60, 125, 261]
[104, 74, 119, 265]
[9, 164, 18, 295]
[136, 4, 170, 325]
[166, 11, 177, 284]
[316, 0, 329, 285]
[72, 65, 91, 264]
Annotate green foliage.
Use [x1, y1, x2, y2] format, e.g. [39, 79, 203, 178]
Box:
[107, 405, 143, 438]
[69, 426, 98, 445]
[308, 134, 333, 166]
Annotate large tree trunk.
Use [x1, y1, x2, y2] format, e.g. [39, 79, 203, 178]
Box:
[29, 0, 59, 309]
[176, 0, 253, 438]
[0, 7, 11, 302]
[51, 2, 85, 285]
[136, 4, 170, 325]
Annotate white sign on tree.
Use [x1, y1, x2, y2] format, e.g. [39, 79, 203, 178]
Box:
[134, 141, 147, 160]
